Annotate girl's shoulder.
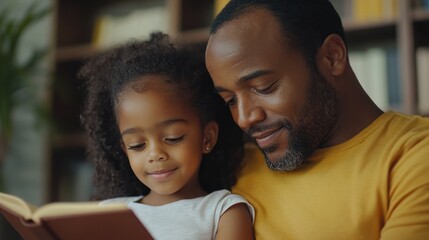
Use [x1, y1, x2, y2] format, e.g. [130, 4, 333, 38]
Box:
[99, 196, 143, 205]
[207, 189, 251, 203]
[204, 190, 255, 221]
[206, 189, 246, 202]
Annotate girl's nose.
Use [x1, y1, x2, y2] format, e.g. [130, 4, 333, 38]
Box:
[147, 144, 168, 163]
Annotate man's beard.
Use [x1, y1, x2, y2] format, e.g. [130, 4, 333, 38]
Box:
[248, 70, 339, 171]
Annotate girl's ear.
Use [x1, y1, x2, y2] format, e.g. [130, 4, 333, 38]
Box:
[203, 121, 219, 154]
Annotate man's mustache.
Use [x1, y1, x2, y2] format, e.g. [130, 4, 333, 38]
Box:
[245, 119, 293, 137]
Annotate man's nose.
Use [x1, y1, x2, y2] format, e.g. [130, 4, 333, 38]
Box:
[235, 96, 265, 131]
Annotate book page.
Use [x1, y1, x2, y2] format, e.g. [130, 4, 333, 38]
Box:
[32, 201, 128, 224]
[0, 192, 36, 220]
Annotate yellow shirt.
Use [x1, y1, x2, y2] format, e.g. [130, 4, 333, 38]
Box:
[233, 112, 429, 240]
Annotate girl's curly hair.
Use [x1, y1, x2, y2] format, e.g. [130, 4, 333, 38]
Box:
[79, 32, 244, 200]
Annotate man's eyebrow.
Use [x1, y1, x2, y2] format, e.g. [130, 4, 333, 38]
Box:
[121, 119, 188, 136]
[214, 70, 273, 93]
[239, 70, 272, 83]
[215, 86, 227, 93]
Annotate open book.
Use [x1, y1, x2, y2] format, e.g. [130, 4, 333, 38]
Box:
[0, 192, 153, 240]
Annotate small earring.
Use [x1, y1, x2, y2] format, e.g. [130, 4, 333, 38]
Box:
[205, 146, 210, 152]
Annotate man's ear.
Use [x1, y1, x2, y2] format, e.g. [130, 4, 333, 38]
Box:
[317, 34, 347, 76]
[202, 121, 219, 154]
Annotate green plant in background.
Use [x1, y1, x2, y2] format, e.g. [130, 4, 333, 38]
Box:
[0, 4, 50, 163]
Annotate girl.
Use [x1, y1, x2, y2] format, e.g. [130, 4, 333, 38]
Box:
[79, 33, 254, 239]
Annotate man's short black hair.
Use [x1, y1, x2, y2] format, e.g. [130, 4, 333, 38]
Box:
[211, 0, 346, 69]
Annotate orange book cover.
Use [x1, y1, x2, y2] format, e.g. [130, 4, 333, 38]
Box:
[0, 192, 153, 240]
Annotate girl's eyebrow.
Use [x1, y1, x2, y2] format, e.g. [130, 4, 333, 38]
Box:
[120, 118, 188, 136]
[121, 128, 142, 137]
[155, 118, 188, 128]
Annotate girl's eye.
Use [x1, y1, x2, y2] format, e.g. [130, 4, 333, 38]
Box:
[127, 143, 146, 151]
[251, 82, 277, 94]
[165, 135, 185, 144]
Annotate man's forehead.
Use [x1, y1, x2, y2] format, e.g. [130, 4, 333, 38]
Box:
[207, 8, 283, 56]
[206, 31, 243, 60]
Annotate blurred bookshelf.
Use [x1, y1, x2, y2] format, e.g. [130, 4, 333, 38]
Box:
[332, 0, 429, 115]
[50, 0, 429, 201]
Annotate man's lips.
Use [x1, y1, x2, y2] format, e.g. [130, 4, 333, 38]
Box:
[252, 126, 284, 149]
[147, 168, 178, 180]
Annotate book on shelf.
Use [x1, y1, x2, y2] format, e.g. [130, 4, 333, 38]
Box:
[214, 0, 230, 15]
[385, 44, 402, 111]
[0, 192, 153, 240]
[415, 0, 429, 10]
[330, 0, 353, 21]
[365, 47, 389, 110]
[351, 0, 398, 22]
[92, 1, 169, 49]
[416, 47, 429, 115]
[349, 46, 390, 111]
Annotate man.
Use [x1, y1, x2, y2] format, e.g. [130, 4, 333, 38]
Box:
[205, 0, 429, 239]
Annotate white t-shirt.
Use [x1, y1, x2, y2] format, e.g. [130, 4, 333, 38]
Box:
[100, 189, 255, 240]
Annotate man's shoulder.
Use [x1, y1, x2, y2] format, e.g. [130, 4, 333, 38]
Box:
[383, 112, 429, 142]
[384, 111, 429, 128]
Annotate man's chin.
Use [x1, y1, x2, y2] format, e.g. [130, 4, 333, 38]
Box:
[262, 149, 306, 172]
[259, 145, 285, 164]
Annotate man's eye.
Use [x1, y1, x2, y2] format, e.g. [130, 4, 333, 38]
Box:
[127, 143, 146, 151]
[165, 135, 185, 144]
[251, 82, 277, 94]
[225, 96, 237, 107]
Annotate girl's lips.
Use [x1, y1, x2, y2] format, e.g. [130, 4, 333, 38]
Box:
[147, 168, 177, 180]
[253, 127, 284, 149]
